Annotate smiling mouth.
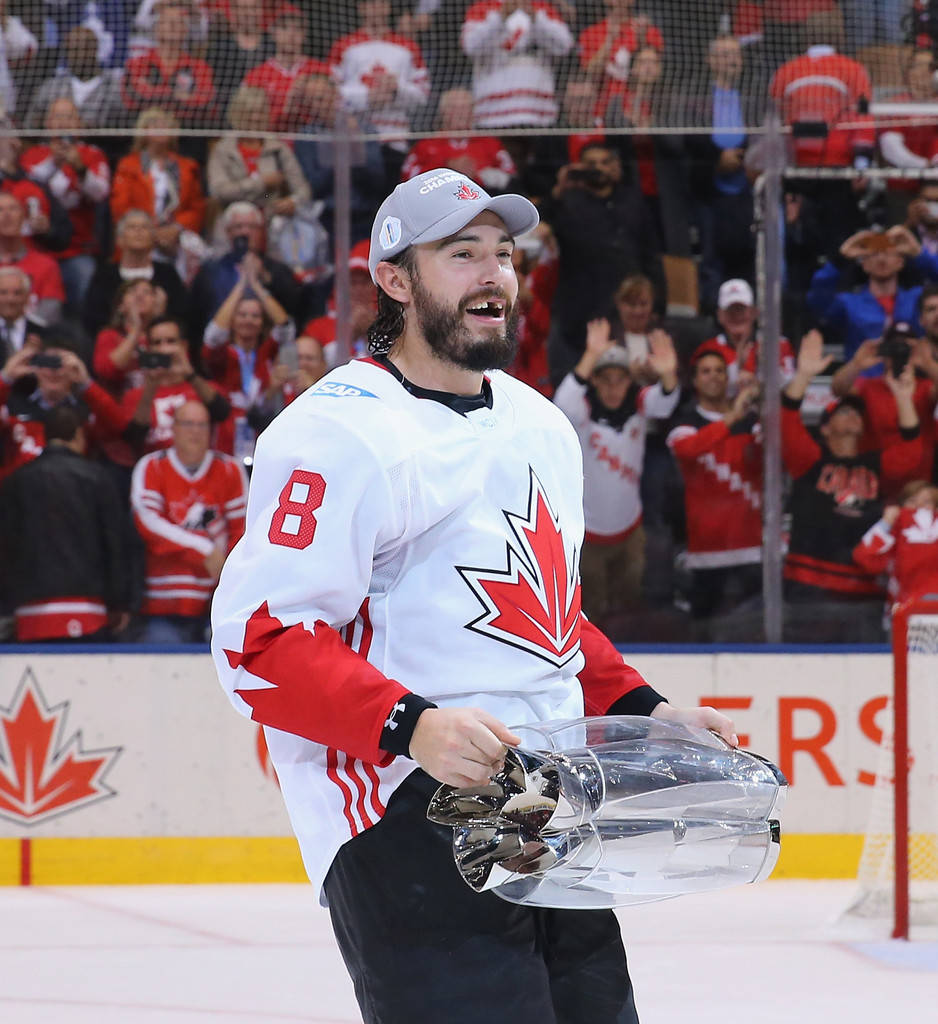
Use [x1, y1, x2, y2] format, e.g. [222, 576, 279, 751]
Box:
[464, 299, 507, 321]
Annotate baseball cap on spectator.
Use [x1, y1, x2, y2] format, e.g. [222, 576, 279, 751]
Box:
[592, 346, 631, 373]
[349, 239, 370, 274]
[718, 279, 754, 309]
[690, 338, 730, 367]
[820, 394, 866, 425]
[369, 168, 539, 282]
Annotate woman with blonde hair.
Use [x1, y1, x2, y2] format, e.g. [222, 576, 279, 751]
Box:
[111, 107, 207, 281]
[207, 85, 310, 218]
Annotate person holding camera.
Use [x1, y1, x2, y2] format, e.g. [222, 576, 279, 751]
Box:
[93, 279, 168, 397]
[0, 341, 125, 481]
[829, 321, 938, 495]
[667, 342, 763, 637]
[120, 316, 231, 456]
[540, 141, 665, 386]
[781, 329, 922, 642]
[807, 224, 938, 362]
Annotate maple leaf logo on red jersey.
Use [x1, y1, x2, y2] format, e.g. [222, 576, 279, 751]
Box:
[454, 182, 480, 201]
[457, 468, 582, 667]
[0, 670, 121, 826]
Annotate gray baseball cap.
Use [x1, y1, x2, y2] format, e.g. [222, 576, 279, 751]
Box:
[368, 168, 540, 282]
[593, 346, 632, 373]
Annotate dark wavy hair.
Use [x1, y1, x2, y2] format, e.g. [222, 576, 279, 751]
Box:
[367, 247, 417, 355]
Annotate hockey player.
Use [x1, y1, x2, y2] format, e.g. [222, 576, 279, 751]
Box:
[211, 168, 737, 1024]
[553, 318, 679, 624]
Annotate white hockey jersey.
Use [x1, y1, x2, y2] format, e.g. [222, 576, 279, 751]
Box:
[211, 357, 652, 898]
[553, 373, 679, 541]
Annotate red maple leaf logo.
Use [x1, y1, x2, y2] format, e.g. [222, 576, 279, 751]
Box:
[457, 468, 582, 666]
[0, 670, 121, 826]
[454, 182, 480, 201]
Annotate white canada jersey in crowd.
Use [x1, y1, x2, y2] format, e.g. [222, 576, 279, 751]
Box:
[462, 2, 573, 128]
[211, 358, 586, 899]
[327, 31, 429, 136]
[553, 373, 679, 540]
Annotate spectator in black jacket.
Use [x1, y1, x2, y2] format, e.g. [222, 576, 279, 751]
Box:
[187, 201, 302, 351]
[540, 141, 665, 386]
[0, 404, 133, 642]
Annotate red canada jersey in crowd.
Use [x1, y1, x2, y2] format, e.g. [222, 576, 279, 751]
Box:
[578, 16, 664, 113]
[243, 58, 330, 132]
[508, 260, 556, 398]
[131, 447, 248, 617]
[694, 335, 796, 391]
[768, 46, 874, 166]
[853, 375, 937, 495]
[402, 137, 516, 186]
[327, 31, 429, 136]
[667, 407, 763, 568]
[854, 505, 938, 606]
[20, 144, 111, 259]
[119, 381, 215, 454]
[122, 49, 217, 122]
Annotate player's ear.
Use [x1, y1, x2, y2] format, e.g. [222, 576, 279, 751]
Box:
[374, 260, 412, 305]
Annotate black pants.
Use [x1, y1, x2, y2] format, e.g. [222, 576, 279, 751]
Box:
[324, 770, 639, 1024]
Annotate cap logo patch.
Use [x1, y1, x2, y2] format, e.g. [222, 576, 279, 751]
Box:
[454, 183, 480, 201]
[379, 215, 402, 251]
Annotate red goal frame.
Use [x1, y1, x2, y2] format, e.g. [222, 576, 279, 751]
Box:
[890, 596, 938, 940]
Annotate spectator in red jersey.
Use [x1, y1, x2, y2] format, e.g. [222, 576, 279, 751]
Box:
[207, 0, 273, 112]
[329, 0, 430, 176]
[767, 10, 874, 169]
[781, 330, 922, 642]
[248, 333, 327, 432]
[92, 278, 167, 399]
[697, 278, 796, 393]
[0, 339, 125, 482]
[555, 322, 679, 627]
[121, 315, 232, 457]
[854, 480, 938, 610]
[83, 209, 189, 341]
[20, 97, 111, 316]
[0, 192, 65, 325]
[299, 238, 376, 368]
[122, 0, 217, 131]
[578, 0, 663, 117]
[23, 26, 127, 138]
[506, 232, 556, 397]
[0, 404, 133, 643]
[667, 346, 763, 636]
[206, 84, 311, 222]
[111, 108, 208, 285]
[131, 399, 247, 644]
[0, 128, 74, 255]
[879, 49, 938, 177]
[202, 259, 295, 463]
[461, 0, 572, 130]
[242, 4, 325, 133]
[829, 322, 938, 496]
[401, 88, 517, 192]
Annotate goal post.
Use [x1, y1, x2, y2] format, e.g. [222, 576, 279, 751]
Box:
[849, 597, 938, 940]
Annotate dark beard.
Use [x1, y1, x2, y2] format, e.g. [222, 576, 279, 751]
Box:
[411, 277, 519, 373]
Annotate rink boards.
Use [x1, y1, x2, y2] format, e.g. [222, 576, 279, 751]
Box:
[0, 647, 902, 884]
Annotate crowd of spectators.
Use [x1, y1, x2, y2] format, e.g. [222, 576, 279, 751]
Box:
[1, 0, 938, 644]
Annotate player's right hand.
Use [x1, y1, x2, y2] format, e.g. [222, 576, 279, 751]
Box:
[409, 707, 522, 788]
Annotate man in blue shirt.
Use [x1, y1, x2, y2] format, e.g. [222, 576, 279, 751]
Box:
[807, 225, 938, 364]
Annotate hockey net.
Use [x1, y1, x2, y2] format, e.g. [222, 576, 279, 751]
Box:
[848, 599, 938, 939]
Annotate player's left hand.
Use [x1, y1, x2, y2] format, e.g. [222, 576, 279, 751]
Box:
[649, 701, 739, 747]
